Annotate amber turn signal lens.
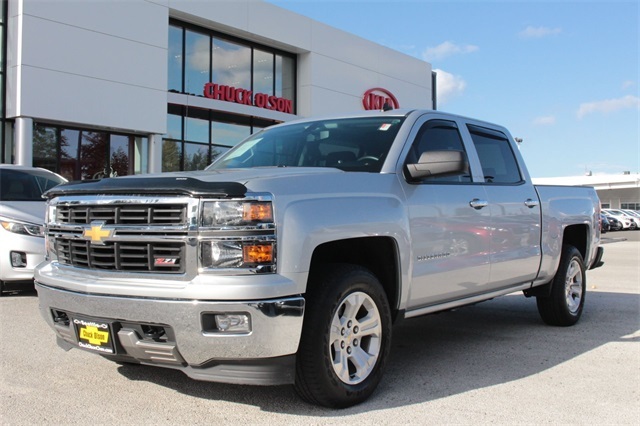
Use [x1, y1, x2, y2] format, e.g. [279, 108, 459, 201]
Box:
[243, 202, 273, 222]
[243, 244, 274, 264]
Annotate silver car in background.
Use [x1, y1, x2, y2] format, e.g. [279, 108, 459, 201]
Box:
[0, 165, 67, 294]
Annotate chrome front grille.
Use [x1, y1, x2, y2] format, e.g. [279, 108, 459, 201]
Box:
[49, 196, 195, 275]
[57, 204, 187, 225]
[54, 239, 185, 273]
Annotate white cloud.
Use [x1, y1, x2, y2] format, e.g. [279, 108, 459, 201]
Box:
[434, 69, 466, 104]
[423, 41, 479, 62]
[577, 95, 640, 119]
[519, 26, 562, 38]
[622, 80, 637, 90]
[533, 116, 556, 126]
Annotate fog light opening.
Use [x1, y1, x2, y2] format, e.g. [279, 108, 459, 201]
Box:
[215, 314, 250, 333]
[202, 313, 251, 334]
[10, 251, 27, 268]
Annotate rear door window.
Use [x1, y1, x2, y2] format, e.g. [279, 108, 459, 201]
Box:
[467, 125, 522, 184]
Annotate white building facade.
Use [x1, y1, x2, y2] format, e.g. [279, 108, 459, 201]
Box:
[0, 0, 434, 180]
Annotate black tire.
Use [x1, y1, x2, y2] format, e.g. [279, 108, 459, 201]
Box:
[294, 264, 392, 408]
[536, 245, 586, 326]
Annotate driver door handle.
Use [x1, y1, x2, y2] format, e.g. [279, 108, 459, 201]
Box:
[469, 199, 488, 209]
[524, 198, 539, 208]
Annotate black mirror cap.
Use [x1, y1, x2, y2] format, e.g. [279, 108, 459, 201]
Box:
[406, 150, 469, 180]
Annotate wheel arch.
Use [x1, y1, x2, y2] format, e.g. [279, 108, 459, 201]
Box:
[562, 224, 588, 260]
[308, 237, 401, 321]
[526, 225, 588, 298]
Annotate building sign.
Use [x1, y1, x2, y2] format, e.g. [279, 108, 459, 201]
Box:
[204, 83, 293, 114]
[362, 88, 399, 111]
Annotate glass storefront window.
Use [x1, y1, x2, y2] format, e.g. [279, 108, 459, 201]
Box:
[34, 124, 145, 180]
[162, 140, 182, 172]
[184, 142, 209, 171]
[81, 131, 108, 179]
[211, 121, 251, 147]
[33, 126, 58, 172]
[169, 20, 296, 114]
[276, 55, 295, 104]
[253, 49, 273, 95]
[166, 113, 182, 140]
[163, 105, 275, 172]
[168, 25, 183, 92]
[60, 129, 80, 181]
[212, 37, 251, 88]
[110, 135, 131, 177]
[185, 29, 210, 96]
[185, 115, 209, 143]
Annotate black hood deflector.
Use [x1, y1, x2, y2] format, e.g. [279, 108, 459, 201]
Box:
[44, 176, 247, 199]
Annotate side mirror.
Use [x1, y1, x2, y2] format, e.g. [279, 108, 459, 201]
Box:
[406, 150, 469, 180]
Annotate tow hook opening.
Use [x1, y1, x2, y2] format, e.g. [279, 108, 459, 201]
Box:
[52, 309, 70, 326]
[141, 324, 167, 341]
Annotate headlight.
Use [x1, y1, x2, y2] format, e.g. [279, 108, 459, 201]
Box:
[0, 219, 44, 237]
[200, 199, 276, 271]
[202, 201, 273, 227]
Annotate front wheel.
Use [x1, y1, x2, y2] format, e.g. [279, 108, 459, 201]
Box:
[536, 245, 586, 326]
[294, 264, 392, 408]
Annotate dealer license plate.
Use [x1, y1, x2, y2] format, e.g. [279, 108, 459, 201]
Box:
[73, 317, 115, 354]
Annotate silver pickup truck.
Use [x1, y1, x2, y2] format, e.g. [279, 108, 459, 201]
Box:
[36, 110, 603, 408]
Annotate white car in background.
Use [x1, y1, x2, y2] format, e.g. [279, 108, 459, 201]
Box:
[622, 209, 640, 222]
[0, 165, 67, 294]
[603, 209, 638, 230]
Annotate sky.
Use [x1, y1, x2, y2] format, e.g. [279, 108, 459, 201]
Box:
[267, 0, 639, 178]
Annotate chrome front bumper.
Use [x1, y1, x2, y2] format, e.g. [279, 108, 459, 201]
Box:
[36, 282, 305, 385]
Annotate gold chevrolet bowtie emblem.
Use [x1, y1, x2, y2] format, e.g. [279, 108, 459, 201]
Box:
[83, 223, 112, 244]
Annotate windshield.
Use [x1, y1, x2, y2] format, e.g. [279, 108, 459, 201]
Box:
[0, 168, 66, 201]
[207, 116, 406, 172]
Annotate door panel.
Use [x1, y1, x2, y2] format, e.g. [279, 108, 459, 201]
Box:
[484, 186, 541, 288]
[405, 184, 492, 309]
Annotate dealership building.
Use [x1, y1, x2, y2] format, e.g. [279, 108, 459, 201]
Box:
[0, 0, 434, 180]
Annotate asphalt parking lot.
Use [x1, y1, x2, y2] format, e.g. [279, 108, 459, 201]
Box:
[1, 231, 638, 425]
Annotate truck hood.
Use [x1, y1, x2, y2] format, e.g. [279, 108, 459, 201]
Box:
[44, 167, 346, 198]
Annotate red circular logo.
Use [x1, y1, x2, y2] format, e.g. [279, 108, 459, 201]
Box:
[362, 88, 400, 110]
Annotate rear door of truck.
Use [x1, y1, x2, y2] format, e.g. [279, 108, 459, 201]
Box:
[461, 121, 542, 290]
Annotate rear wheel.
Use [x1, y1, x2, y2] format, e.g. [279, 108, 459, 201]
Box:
[536, 245, 586, 326]
[294, 264, 392, 408]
